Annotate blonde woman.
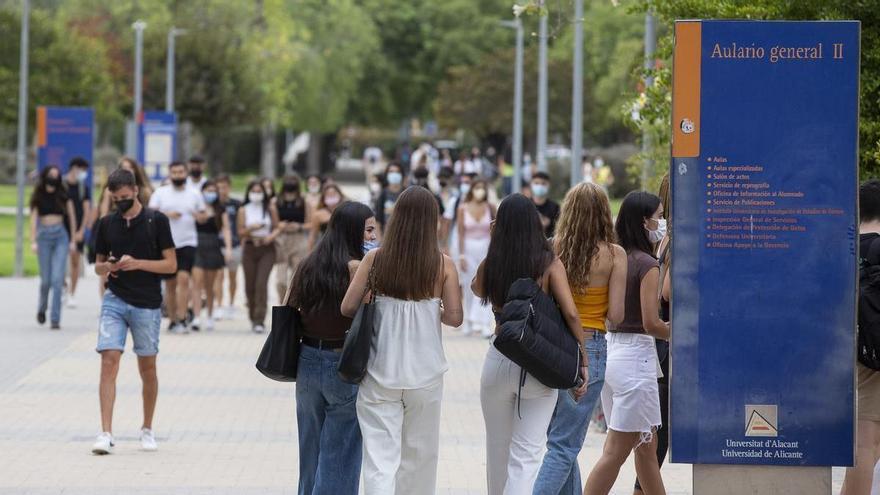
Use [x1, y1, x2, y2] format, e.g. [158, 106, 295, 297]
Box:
[534, 182, 627, 493]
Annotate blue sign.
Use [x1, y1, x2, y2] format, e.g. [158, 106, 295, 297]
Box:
[670, 21, 859, 467]
[36, 106, 94, 185]
[138, 111, 178, 181]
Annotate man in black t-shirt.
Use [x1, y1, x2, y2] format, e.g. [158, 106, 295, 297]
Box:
[530, 172, 560, 238]
[64, 157, 92, 307]
[90, 169, 176, 456]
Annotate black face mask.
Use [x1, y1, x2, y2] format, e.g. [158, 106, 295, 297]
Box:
[46, 177, 61, 188]
[171, 178, 186, 187]
[190, 169, 203, 179]
[439, 180, 449, 188]
[115, 199, 135, 213]
[282, 183, 299, 193]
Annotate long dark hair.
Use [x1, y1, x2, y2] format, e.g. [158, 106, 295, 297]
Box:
[30, 165, 67, 210]
[291, 201, 374, 313]
[481, 194, 553, 308]
[373, 186, 442, 300]
[201, 180, 223, 229]
[243, 180, 270, 214]
[615, 190, 661, 255]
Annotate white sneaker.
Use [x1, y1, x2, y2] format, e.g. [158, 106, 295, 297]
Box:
[225, 306, 237, 319]
[213, 309, 225, 321]
[91, 432, 114, 455]
[169, 321, 189, 335]
[140, 428, 158, 452]
[66, 297, 77, 309]
[253, 324, 265, 334]
[190, 317, 201, 332]
[205, 317, 215, 331]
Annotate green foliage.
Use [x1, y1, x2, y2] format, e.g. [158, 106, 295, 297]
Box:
[627, 0, 880, 183]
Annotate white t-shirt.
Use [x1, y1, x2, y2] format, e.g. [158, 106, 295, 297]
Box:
[186, 176, 207, 191]
[148, 184, 206, 248]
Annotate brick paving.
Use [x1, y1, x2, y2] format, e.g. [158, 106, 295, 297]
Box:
[0, 273, 853, 494]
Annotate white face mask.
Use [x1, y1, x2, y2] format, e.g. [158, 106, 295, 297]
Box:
[308, 184, 320, 194]
[460, 183, 471, 196]
[646, 218, 667, 243]
[324, 195, 341, 207]
[387, 172, 403, 185]
[472, 188, 487, 201]
[369, 182, 382, 194]
[77, 171, 88, 182]
[248, 192, 264, 203]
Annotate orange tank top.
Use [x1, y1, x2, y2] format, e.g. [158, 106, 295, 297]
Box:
[572, 286, 609, 332]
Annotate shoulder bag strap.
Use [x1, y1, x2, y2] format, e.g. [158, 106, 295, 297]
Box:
[657, 238, 671, 301]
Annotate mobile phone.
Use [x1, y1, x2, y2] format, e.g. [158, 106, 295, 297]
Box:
[107, 256, 118, 264]
[568, 375, 585, 403]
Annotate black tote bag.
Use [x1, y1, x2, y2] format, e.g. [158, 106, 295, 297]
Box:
[337, 265, 376, 384]
[256, 285, 302, 382]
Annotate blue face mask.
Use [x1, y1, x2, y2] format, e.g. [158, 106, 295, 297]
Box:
[363, 240, 379, 254]
[203, 191, 218, 204]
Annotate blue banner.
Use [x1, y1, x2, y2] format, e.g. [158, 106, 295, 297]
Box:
[138, 111, 178, 181]
[670, 21, 859, 467]
[36, 106, 94, 186]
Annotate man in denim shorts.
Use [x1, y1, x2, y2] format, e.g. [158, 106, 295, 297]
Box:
[91, 169, 177, 455]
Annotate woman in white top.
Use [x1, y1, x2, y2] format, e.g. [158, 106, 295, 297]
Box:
[457, 178, 497, 337]
[342, 186, 463, 495]
[236, 180, 281, 333]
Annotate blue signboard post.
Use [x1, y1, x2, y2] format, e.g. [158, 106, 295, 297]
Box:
[138, 111, 178, 181]
[36, 106, 94, 184]
[670, 19, 859, 478]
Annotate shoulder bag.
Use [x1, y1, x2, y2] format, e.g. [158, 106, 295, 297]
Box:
[256, 282, 302, 381]
[337, 263, 377, 384]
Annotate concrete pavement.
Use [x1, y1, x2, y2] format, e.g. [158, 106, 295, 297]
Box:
[0, 272, 855, 494]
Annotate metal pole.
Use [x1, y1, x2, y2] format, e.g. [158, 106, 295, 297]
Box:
[166, 27, 175, 113]
[14, 0, 30, 278]
[570, 0, 584, 186]
[133, 20, 146, 157]
[537, 14, 548, 172]
[512, 19, 524, 196]
[641, 10, 656, 188]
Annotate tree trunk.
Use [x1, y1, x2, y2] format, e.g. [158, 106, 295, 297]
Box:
[306, 132, 321, 176]
[260, 122, 277, 179]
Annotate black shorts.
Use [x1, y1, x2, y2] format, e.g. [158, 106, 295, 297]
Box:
[164, 246, 196, 278]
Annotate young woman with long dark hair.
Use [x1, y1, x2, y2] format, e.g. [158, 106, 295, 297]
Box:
[471, 194, 587, 495]
[584, 191, 670, 495]
[191, 180, 232, 331]
[237, 180, 281, 333]
[30, 165, 77, 329]
[290, 201, 376, 494]
[534, 182, 627, 494]
[341, 186, 463, 495]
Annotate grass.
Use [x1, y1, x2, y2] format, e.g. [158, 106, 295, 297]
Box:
[0, 184, 32, 209]
[610, 197, 622, 217]
[0, 214, 39, 277]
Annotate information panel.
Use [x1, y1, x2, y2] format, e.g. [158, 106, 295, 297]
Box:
[670, 21, 859, 467]
[36, 106, 94, 183]
[138, 111, 178, 181]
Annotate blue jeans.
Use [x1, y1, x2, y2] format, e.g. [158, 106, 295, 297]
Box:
[533, 331, 607, 495]
[296, 344, 362, 495]
[36, 224, 69, 324]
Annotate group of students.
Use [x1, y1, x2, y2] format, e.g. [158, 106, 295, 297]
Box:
[285, 168, 673, 494]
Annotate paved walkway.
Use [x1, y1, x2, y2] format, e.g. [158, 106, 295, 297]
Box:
[0, 273, 855, 494]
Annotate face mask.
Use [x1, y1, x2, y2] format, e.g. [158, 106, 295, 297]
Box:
[387, 172, 403, 185]
[439, 180, 449, 189]
[190, 169, 203, 179]
[282, 183, 299, 193]
[248, 192, 264, 203]
[362, 240, 379, 254]
[324, 195, 341, 207]
[531, 184, 549, 198]
[115, 198, 135, 213]
[77, 171, 88, 182]
[203, 191, 218, 204]
[171, 178, 186, 187]
[647, 218, 668, 244]
[473, 188, 487, 201]
[460, 183, 471, 196]
[46, 177, 61, 188]
[308, 184, 320, 194]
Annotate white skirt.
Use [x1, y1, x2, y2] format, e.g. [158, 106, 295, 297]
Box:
[601, 332, 662, 436]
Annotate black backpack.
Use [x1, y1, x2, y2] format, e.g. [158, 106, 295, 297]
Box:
[858, 237, 880, 370]
[493, 278, 583, 391]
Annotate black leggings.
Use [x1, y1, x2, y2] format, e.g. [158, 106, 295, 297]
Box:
[634, 371, 669, 491]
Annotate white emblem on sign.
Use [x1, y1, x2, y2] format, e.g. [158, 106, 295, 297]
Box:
[680, 118, 695, 134]
[745, 405, 778, 437]
[678, 162, 688, 176]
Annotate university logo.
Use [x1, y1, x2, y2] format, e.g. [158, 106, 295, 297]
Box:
[745, 405, 778, 437]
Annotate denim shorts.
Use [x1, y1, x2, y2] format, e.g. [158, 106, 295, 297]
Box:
[96, 291, 161, 356]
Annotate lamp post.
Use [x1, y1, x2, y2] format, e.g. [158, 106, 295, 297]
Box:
[132, 20, 146, 158]
[500, 19, 524, 195]
[166, 27, 187, 113]
[642, 10, 656, 188]
[537, 14, 548, 172]
[570, 0, 584, 186]
[14, 0, 30, 277]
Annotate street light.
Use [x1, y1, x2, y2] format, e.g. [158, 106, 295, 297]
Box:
[131, 20, 146, 158]
[570, 0, 585, 186]
[642, 10, 657, 188]
[166, 27, 187, 113]
[537, 14, 548, 172]
[499, 20, 524, 195]
[14, 0, 30, 277]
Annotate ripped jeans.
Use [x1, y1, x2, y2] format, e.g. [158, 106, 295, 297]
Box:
[601, 332, 662, 445]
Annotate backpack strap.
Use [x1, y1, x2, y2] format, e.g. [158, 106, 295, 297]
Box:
[867, 236, 880, 267]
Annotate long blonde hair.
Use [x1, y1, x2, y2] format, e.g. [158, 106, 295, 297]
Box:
[554, 182, 615, 292]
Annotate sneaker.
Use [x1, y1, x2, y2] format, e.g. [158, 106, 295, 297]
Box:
[169, 321, 190, 335]
[140, 428, 158, 452]
[91, 432, 114, 455]
[66, 297, 77, 309]
[190, 317, 201, 332]
[205, 317, 215, 331]
[37, 311, 46, 325]
[252, 324, 265, 334]
[50, 322, 60, 331]
[224, 306, 237, 319]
